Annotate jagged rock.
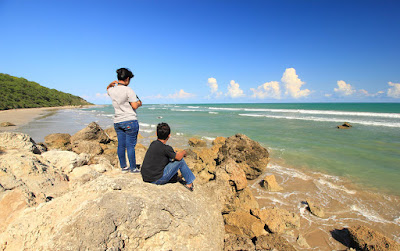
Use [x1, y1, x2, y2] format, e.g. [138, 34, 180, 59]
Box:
[0, 175, 225, 250]
[0, 122, 15, 127]
[224, 234, 255, 251]
[0, 132, 40, 154]
[72, 140, 103, 156]
[297, 234, 310, 248]
[224, 211, 267, 238]
[41, 150, 89, 173]
[188, 137, 207, 147]
[223, 187, 259, 214]
[71, 122, 110, 144]
[69, 165, 100, 186]
[307, 199, 325, 218]
[260, 174, 283, 192]
[44, 133, 71, 150]
[213, 136, 226, 146]
[337, 122, 353, 129]
[222, 159, 248, 191]
[104, 127, 117, 141]
[251, 207, 300, 234]
[255, 234, 296, 251]
[348, 225, 400, 251]
[218, 134, 269, 180]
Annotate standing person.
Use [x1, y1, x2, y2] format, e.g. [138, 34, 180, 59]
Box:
[107, 68, 142, 173]
[141, 122, 195, 191]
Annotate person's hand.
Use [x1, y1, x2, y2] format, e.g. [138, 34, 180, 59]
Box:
[107, 81, 118, 90]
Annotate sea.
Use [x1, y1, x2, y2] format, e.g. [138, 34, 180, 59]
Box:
[18, 102, 400, 249]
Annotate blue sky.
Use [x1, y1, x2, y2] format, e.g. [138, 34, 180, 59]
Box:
[1, 0, 399, 104]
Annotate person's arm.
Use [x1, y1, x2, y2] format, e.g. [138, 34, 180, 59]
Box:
[107, 81, 118, 90]
[174, 150, 186, 161]
[130, 100, 142, 110]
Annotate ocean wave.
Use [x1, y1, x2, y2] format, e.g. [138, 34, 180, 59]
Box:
[209, 112, 218, 114]
[140, 129, 153, 133]
[315, 178, 356, 195]
[171, 109, 202, 112]
[350, 205, 393, 224]
[238, 113, 400, 128]
[267, 164, 312, 181]
[202, 136, 216, 141]
[187, 106, 200, 108]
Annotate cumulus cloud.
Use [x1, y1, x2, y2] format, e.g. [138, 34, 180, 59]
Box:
[207, 77, 223, 97]
[167, 89, 196, 99]
[250, 81, 281, 99]
[281, 68, 310, 98]
[334, 80, 356, 96]
[387, 82, 400, 98]
[227, 80, 245, 98]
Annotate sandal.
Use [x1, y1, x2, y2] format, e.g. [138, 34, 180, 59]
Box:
[184, 183, 194, 192]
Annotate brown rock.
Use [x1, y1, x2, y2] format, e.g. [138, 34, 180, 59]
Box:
[260, 174, 283, 192]
[213, 136, 226, 146]
[224, 234, 255, 251]
[223, 187, 259, 214]
[252, 207, 300, 234]
[348, 225, 400, 251]
[337, 122, 353, 129]
[223, 159, 248, 191]
[72, 141, 103, 156]
[307, 199, 325, 218]
[0, 122, 15, 127]
[224, 211, 267, 238]
[44, 133, 72, 150]
[104, 127, 117, 141]
[255, 234, 296, 251]
[218, 134, 269, 179]
[71, 122, 110, 144]
[188, 137, 207, 147]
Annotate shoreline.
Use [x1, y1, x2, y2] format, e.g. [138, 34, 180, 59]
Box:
[0, 105, 95, 132]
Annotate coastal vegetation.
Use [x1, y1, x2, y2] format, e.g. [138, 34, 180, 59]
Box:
[0, 73, 92, 110]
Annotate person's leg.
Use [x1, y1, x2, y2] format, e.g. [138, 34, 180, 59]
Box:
[177, 159, 195, 185]
[152, 159, 195, 185]
[124, 120, 139, 171]
[114, 123, 127, 169]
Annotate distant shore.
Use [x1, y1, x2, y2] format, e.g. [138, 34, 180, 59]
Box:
[0, 105, 94, 132]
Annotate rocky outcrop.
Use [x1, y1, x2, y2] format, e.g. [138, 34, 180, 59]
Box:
[255, 234, 296, 251]
[41, 150, 89, 173]
[71, 122, 110, 144]
[0, 122, 15, 127]
[307, 199, 325, 218]
[0, 132, 41, 154]
[188, 137, 207, 147]
[337, 122, 353, 129]
[44, 133, 72, 150]
[260, 174, 283, 192]
[217, 134, 269, 180]
[251, 207, 300, 234]
[348, 225, 400, 251]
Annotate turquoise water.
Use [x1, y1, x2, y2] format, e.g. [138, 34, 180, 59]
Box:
[21, 103, 400, 196]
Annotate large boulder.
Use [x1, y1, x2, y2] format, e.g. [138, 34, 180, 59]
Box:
[0, 132, 40, 154]
[348, 225, 400, 251]
[217, 134, 269, 179]
[188, 137, 207, 147]
[72, 140, 103, 156]
[224, 211, 267, 238]
[251, 207, 300, 234]
[260, 174, 283, 192]
[71, 122, 110, 144]
[44, 133, 72, 150]
[306, 198, 325, 218]
[0, 175, 225, 250]
[41, 150, 89, 173]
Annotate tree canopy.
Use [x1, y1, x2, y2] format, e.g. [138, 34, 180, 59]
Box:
[0, 73, 93, 110]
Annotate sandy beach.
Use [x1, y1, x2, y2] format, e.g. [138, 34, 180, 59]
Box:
[0, 106, 93, 132]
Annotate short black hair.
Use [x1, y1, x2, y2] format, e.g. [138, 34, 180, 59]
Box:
[116, 68, 134, 80]
[157, 122, 170, 140]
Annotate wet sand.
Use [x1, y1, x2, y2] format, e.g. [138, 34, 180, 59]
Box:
[0, 106, 93, 132]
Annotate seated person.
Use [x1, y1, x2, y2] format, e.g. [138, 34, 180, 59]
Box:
[141, 122, 195, 191]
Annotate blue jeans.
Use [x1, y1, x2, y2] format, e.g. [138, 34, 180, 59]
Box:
[152, 159, 195, 185]
[114, 120, 139, 170]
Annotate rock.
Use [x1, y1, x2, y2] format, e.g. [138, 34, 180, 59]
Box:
[224, 234, 255, 251]
[260, 174, 283, 192]
[44, 133, 71, 150]
[0, 175, 225, 250]
[188, 137, 207, 147]
[348, 225, 400, 251]
[213, 136, 226, 146]
[104, 127, 117, 141]
[222, 159, 248, 191]
[307, 199, 325, 218]
[0, 132, 40, 154]
[337, 122, 353, 129]
[71, 122, 110, 144]
[41, 150, 89, 173]
[252, 207, 300, 234]
[224, 211, 267, 238]
[69, 165, 100, 186]
[72, 140, 103, 156]
[223, 187, 259, 214]
[0, 122, 15, 127]
[218, 134, 269, 180]
[297, 234, 310, 248]
[255, 234, 296, 251]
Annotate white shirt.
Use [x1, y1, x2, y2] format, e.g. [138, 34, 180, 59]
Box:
[107, 85, 138, 123]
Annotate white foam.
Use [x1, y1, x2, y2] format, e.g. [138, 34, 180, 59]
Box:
[140, 129, 153, 133]
[171, 109, 201, 112]
[268, 164, 312, 181]
[187, 106, 200, 108]
[351, 205, 391, 224]
[140, 123, 151, 127]
[315, 178, 356, 195]
[238, 113, 400, 128]
[209, 112, 218, 114]
[202, 136, 215, 141]
[176, 133, 184, 136]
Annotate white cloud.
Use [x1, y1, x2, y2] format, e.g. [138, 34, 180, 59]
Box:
[167, 89, 196, 99]
[227, 80, 245, 98]
[281, 68, 310, 98]
[207, 77, 223, 97]
[324, 93, 332, 98]
[334, 80, 356, 96]
[250, 81, 281, 99]
[387, 82, 400, 98]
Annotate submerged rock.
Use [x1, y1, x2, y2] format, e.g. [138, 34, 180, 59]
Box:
[307, 199, 325, 218]
[0, 122, 15, 127]
[337, 122, 353, 129]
